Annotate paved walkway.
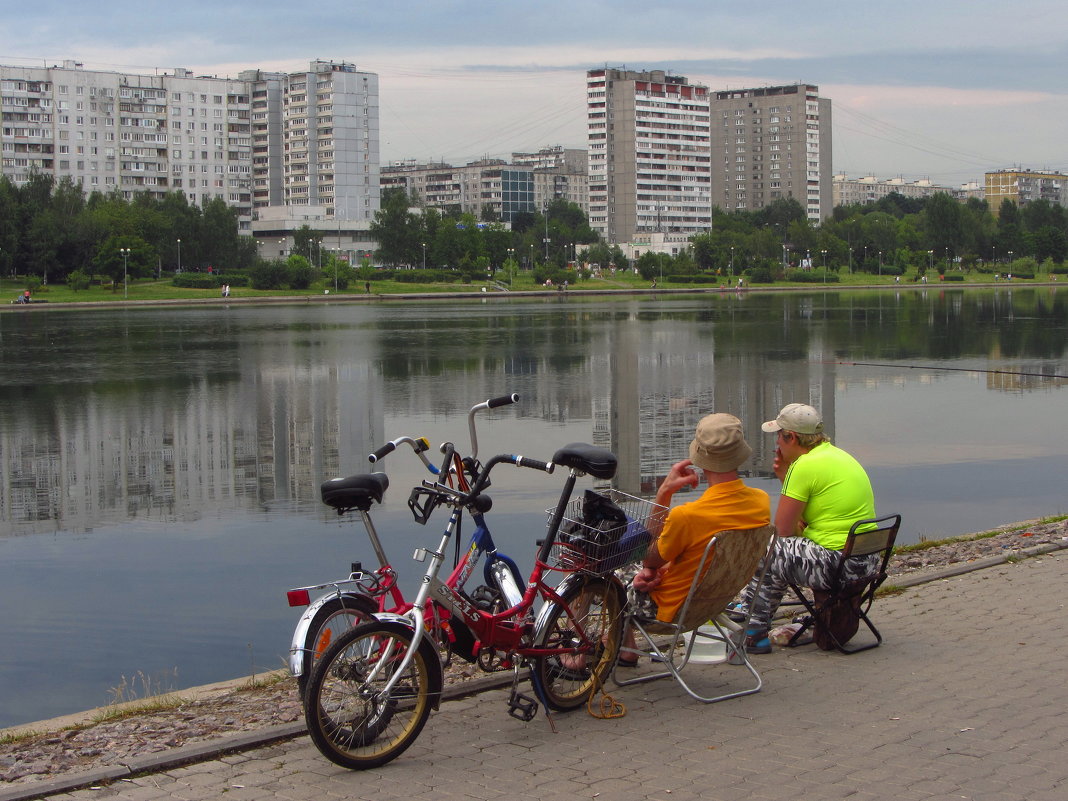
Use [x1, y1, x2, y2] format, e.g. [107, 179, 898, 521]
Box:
[9, 551, 1068, 801]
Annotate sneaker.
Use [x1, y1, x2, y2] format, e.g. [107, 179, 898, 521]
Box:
[744, 629, 772, 655]
[725, 602, 747, 623]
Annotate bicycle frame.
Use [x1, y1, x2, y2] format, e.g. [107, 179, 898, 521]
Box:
[372, 446, 613, 697]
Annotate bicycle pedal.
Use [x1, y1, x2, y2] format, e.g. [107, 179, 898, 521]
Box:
[506, 689, 539, 722]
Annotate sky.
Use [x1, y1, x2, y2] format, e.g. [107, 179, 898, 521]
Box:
[3, 1, 1067, 187]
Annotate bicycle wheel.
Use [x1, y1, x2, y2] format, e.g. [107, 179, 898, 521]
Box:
[298, 594, 376, 699]
[531, 575, 624, 711]
[304, 621, 436, 770]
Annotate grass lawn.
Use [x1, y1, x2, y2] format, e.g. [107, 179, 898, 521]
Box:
[1, 270, 1050, 306]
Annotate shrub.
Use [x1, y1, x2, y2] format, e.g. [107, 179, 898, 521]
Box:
[745, 267, 775, 284]
[67, 270, 91, 291]
[942, 273, 965, 282]
[287, 260, 315, 290]
[248, 260, 288, 290]
[172, 272, 218, 289]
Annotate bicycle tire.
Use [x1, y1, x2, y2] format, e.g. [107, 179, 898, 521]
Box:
[530, 575, 624, 711]
[298, 594, 377, 699]
[304, 620, 437, 770]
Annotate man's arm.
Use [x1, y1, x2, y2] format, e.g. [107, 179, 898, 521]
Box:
[774, 495, 806, 537]
[633, 541, 667, 591]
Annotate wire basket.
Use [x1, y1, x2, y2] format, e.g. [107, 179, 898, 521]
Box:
[546, 489, 667, 575]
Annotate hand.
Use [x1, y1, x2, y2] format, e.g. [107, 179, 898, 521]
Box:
[632, 566, 665, 592]
[658, 459, 700, 501]
[772, 447, 789, 482]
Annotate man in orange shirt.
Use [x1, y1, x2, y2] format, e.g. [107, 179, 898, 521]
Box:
[622, 413, 771, 663]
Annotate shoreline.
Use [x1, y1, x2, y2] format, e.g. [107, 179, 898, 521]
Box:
[2, 278, 1061, 314]
[4, 516, 1063, 743]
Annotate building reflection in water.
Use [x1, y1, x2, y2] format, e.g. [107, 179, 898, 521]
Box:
[1, 288, 1064, 537]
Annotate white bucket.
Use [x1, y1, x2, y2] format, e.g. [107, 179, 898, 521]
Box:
[685, 623, 728, 664]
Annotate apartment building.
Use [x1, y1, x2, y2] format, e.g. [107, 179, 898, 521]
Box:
[276, 61, 379, 221]
[985, 169, 1068, 214]
[587, 68, 711, 245]
[2, 60, 381, 237]
[1, 61, 254, 228]
[709, 83, 832, 223]
[511, 145, 589, 211]
[381, 158, 535, 222]
[834, 174, 984, 206]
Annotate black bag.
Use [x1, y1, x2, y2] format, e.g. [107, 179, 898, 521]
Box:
[811, 584, 864, 651]
[563, 490, 651, 572]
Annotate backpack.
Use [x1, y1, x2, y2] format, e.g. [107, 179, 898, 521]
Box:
[811, 582, 864, 651]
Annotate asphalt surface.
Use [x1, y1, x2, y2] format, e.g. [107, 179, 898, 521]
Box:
[4, 544, 1066, 801]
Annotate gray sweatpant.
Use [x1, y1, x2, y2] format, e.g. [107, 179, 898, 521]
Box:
[739, 535, 879, 631]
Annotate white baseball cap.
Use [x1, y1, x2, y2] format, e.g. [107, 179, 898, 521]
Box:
[761, 403, 824, 435]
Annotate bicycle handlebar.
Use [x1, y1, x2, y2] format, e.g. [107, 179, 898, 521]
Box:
[368, 436, 438, 474]
[486, 393, 519, 409]
[468, 393, 519, 460]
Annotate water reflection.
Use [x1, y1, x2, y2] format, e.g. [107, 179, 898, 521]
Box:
[1, 288, 1066, 537]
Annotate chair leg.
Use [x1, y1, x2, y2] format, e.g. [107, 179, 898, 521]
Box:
[612, 614, 764, 704]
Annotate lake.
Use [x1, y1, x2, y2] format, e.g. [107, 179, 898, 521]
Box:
[1, 286, 1065, 728]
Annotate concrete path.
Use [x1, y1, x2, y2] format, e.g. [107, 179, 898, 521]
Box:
[8, 551, 1067, 801]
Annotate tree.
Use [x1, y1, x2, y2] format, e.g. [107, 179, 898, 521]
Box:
[924, 192, 964, 259]
[369, 189, 419, 267]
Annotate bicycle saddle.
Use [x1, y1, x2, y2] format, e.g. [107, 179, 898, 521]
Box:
[320, 473, 389, 512]
[550, 443, 618, 480]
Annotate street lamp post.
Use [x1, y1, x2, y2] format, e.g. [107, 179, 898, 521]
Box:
[176, 239, 181, 273]
[878, 251, 883, 278]
[422, 242, 426, 270]
[730, 246, 734, 282]
[821, 249, 827, 284]
[120, 247, 130, 299]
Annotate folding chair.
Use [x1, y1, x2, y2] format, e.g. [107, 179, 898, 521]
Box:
[612, 524, 776, 704]
[785, 513, 901, 654]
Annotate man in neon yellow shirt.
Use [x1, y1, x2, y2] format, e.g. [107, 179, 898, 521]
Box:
[734, 403, 877, 653]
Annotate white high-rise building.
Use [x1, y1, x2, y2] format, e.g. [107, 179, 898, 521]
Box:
[1, 61, 254, 228]
[587, 68, 711, 245]
[2, 60, 382, 235]
[276, 61, 379, 221]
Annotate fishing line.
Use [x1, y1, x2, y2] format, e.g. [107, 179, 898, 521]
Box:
[826, 360, 1068, 380]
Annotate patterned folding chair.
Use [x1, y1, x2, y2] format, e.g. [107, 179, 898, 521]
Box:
[612, 525, 776, 704]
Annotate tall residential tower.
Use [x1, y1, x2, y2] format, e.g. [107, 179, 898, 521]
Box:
[587, 68, 711, 245]
[709, 83, 832, 223]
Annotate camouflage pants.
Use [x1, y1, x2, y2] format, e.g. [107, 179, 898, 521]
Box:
[615, 562, 660, 621]
[738, 536, 879, 631]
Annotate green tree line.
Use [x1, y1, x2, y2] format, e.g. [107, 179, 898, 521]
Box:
[0, 173, 256, 287]
[5, 174, 1067, 292]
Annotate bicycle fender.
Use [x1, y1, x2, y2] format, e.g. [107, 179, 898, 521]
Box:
[288, 592, 376, 677]
[358, 619, 445, 711]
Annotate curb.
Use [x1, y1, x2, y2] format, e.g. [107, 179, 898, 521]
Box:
[3, 542, 1065, 801]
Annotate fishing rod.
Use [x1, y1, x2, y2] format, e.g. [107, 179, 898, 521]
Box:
[827, 360, 1068, 380]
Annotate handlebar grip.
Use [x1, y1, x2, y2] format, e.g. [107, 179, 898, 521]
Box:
[487, 393, 519, 409]
[368, 442, 396, 463]
[516, 456, 554, 474]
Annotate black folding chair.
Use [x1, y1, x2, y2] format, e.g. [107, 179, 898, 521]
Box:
[785, 514, 901, 654]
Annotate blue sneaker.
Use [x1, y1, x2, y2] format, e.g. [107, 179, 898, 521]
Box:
[745, 629, 772, 655]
